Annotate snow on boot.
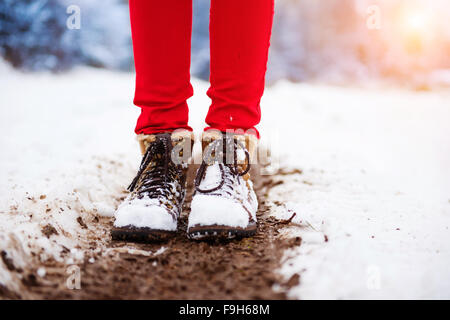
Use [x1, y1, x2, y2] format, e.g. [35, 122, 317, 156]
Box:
[188, 130, 258, 240]
[112, 131, 193, 242]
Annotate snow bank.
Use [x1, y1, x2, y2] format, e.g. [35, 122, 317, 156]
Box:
[0, 64, 139, 293]
[263, 82, 450, 299]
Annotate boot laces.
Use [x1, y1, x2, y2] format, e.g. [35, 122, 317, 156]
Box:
[195, 136, 251, 194]
[128, 133, 183, 201]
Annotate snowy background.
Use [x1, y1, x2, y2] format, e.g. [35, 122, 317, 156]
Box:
[1, 0, 450, 299]
[1, 0, 450, 86]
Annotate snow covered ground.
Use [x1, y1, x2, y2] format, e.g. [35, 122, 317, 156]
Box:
[264, 83, 450, 299]
[1, 61, 449, 299]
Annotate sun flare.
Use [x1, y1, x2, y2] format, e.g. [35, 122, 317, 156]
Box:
[399, 7, 432, 36]
[404, 11, 428, 31]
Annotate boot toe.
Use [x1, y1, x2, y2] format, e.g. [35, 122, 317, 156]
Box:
[114, 199, 177, 231]
[188, 194, 253, 229]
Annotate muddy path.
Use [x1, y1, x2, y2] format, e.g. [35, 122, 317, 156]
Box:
[3, 167, 300, 299]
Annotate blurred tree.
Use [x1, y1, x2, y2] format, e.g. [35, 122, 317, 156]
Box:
[0, 0, 132, 71]
[0, 0, 77, 70]
[191, 0, 210, 80]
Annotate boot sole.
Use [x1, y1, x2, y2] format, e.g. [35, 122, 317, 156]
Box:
[111, 226, 176, 243]
[187, 223, 257, 241]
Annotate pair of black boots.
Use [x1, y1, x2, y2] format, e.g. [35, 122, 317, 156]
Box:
[112, 130, 258, 242]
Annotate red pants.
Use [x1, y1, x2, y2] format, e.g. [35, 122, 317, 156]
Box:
[130, 0, 274, 138]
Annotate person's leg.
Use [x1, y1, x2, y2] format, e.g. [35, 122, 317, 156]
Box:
[130, 0, 193, 134]
[112, 1, 194, 243]
[205, 0, 274, 138]
[188, 0, 274, 240]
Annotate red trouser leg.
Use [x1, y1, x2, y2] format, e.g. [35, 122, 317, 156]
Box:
[130, 0, 193, 135]
[205, 0, 274, 138]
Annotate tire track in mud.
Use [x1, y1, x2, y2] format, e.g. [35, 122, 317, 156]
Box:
[4, 167, 301, 299]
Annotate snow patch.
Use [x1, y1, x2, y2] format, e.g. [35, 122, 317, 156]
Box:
[264, 82, 450, 299]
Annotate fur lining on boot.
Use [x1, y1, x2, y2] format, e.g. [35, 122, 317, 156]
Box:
[137, 130, 194, 155]
[201, 130, 258, 164]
